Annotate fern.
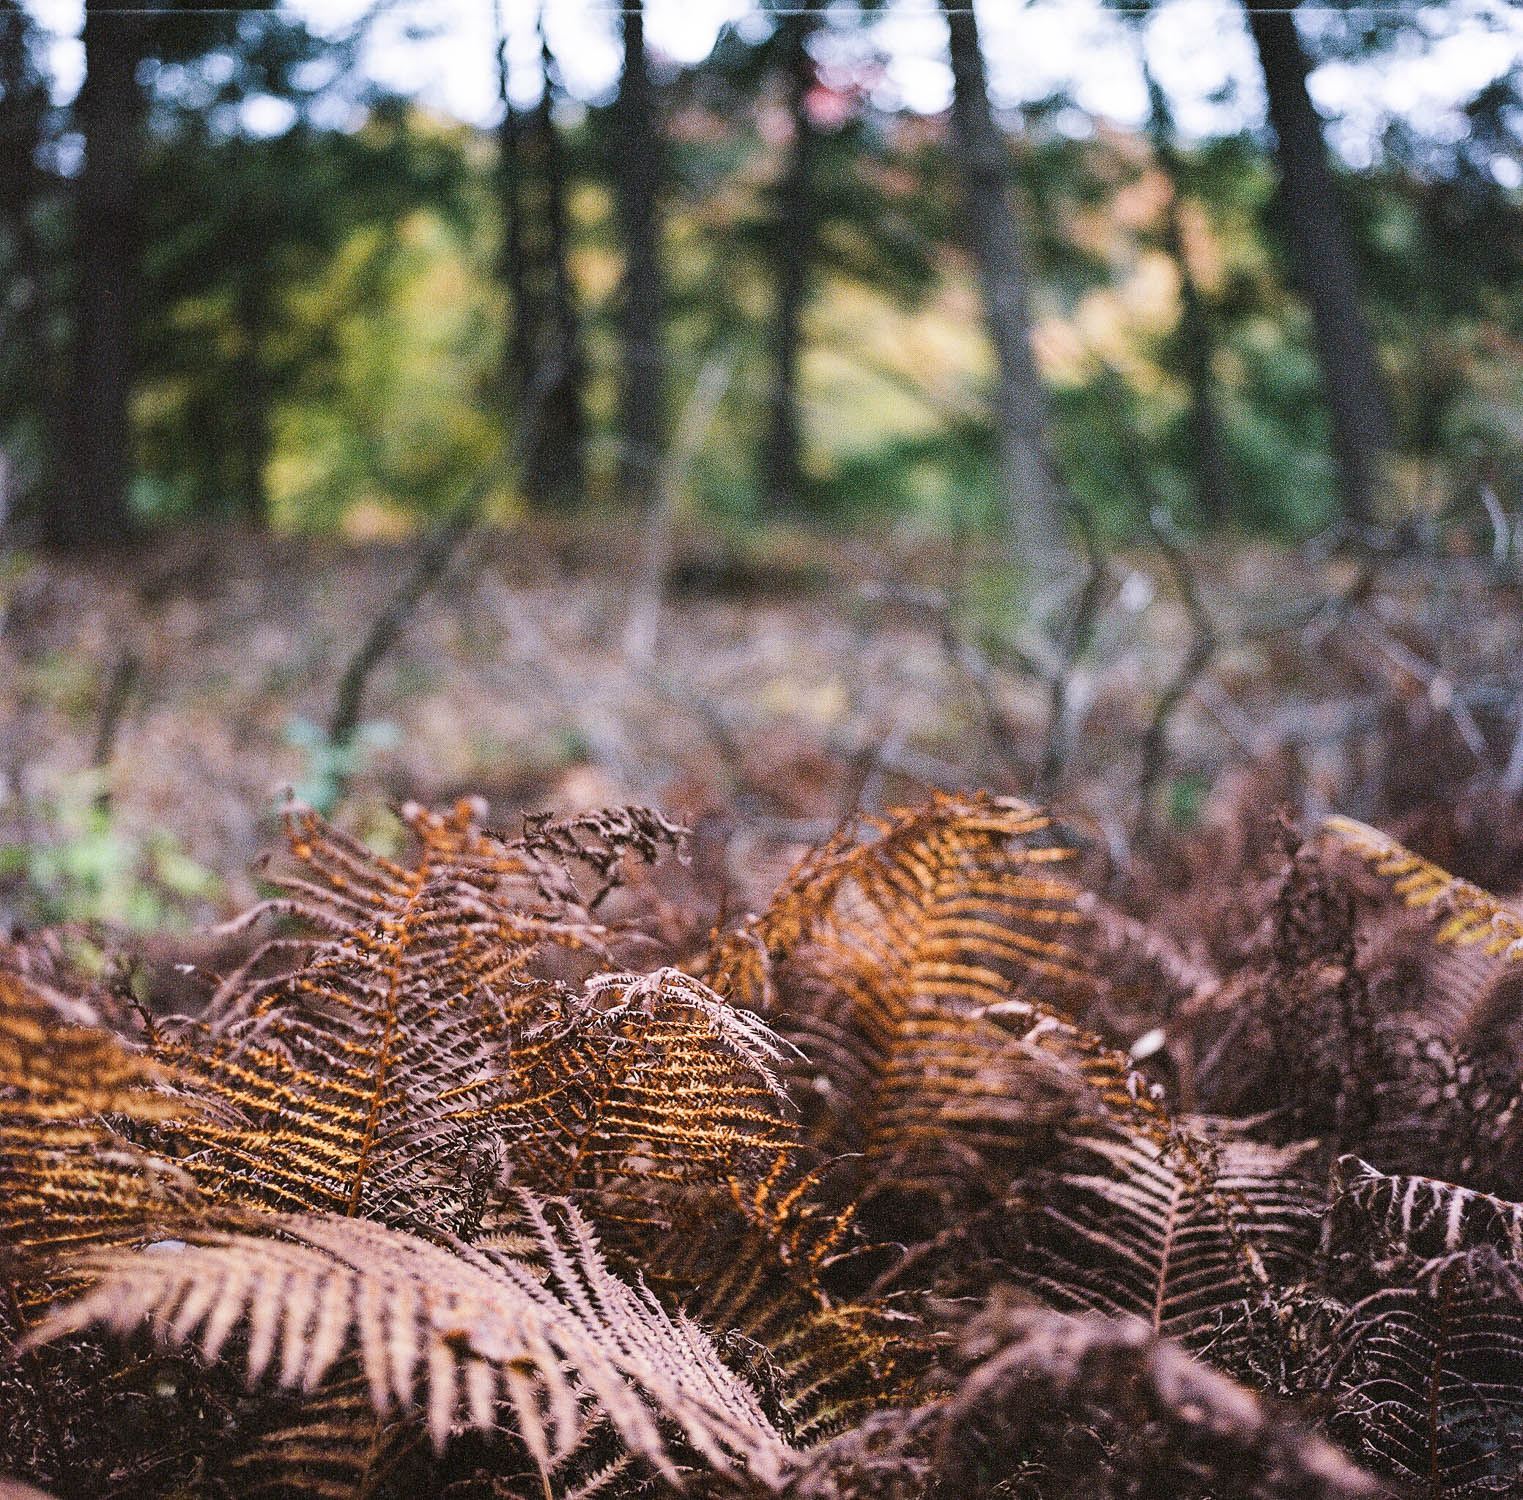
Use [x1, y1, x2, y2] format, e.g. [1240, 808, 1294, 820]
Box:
[1009, 1133, 1322, 1374]
[147, 805, 792, 1239]
[1323, 815, 1523, 1047]
[1324, 1158, 1523, 1494]
[0, 971, 203, 1285]
[4, 792, 1429, 1499]
[931, 1294, 1383, 1500]
[25, 1196, 792, 1485]
[1332, 1156, 1523, 1263]
[704, 793, 1164, 1210]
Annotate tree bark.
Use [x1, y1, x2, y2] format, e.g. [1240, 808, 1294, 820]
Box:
[939, 0, 1066, 560]
[1145, 68, 1233, 527]
[52, 0, 145, 548]
[0, 1, 53, 514]
[613, 0, 666, 512]
[761, 0, 821, 514]
[498, 13, 585, 508]
[1244, 0, 1392, 527]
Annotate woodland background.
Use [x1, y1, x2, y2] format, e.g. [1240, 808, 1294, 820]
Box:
[10, 6, 1523, 1497]
[2, 0, 1523, 935]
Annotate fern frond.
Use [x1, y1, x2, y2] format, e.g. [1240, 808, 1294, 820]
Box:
[0, 973, 203, 1284]
[704, 794, 1160, 1208]
[215, 1365, 418, 1500]
[1011, 1133, 1322, 1371]
[1324, 1158, 1523, 1492]
[1332, 1156, 1523, 1263]
[26, 1197, 792, 1486]
[645, 1156, 928, 1446]
[933, 1293, 1381, 1499]
[150, 804, 741, 1234]
[506, 968, 801, 1238]
[1322, 815, 1523, 1048]
[0, 971, 176, 1123]
[1323, 817, 1523, 960]
[1325, 1257, 1523, 1494]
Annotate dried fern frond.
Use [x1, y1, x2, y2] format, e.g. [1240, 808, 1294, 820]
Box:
[703, 794, 1161, 1208]
[505, 968, 801, 1238]
[220, 797, 678, 996]
[1324, 1253, 1523, 1495]
[1010, 1133, 1322, 1374]
[148, 803, 778, 1238]
[2, 1124, 206, 1287]
[643, 1156, 929, 1448]
[707, 792, 1086, 1010]
[1331, 1156, 1523, 1264]
[1322, 815, 1523, 1047]
[933, 1293, 1381, 1500]
[26, 1196, 792, 1487]
[0, 973, 204, 1287]
[1323, 1158, 1523, 1493]
[215, 1366, 419, 1500]
[1323, 818, 1523, 961]
[506, 805, 688, 903]
[0, 971, 176, 1123]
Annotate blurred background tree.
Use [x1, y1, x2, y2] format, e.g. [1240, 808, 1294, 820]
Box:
[0, 0, 1517, 551]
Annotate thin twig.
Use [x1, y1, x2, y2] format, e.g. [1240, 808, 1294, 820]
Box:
[90, 647, 141, 810]
[1038, 499, 1109, 798]
[1136, 505, 1217, 835]
[623, 345, 737, 660]
[327, 488, 485, 747]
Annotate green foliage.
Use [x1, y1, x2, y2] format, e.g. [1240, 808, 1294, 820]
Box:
[0, 773, 222, 930]
[282, 714, 401, 816]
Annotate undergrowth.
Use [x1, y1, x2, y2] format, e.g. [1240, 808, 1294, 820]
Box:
[5, 788, 1523, 1497]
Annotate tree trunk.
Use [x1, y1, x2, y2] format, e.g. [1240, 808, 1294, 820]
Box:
[52, 0, 144, 548]
[613, 0, 666, 512]
[535, 35, 585, 507]
[761, 0, 821, 514]
[1244, 0, 1392, 527]
[0, 1, 52, 513]
[1145, 68, 1232, 527]
[498, 14, 585, 508]
[939, 0, 1066, 560]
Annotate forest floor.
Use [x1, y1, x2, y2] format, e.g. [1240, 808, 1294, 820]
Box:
[3, 518, 1520, 938]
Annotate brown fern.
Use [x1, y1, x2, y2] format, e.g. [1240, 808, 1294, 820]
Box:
[929, 1293, 1382, 1500]
[1008, 1132, 1323, 1377]
[704, 793, 1164, 1212]
[25, 1195, 792, 1486]
[5, 792, 1420, 1500]
[1323, 1158, 1523, 1495]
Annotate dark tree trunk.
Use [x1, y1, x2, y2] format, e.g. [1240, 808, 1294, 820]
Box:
[0, 1, 52, 514]
[761, 0, 822, 514]
[1244, 0, 1392, 527]
[52, 0, 144, 548]
[1145, 69, 1232, 527]
[498, 15, 585, 508]
[613, 0, 666, 512]
[500, 66, 531, 413]
[939, 0, 1065, 559]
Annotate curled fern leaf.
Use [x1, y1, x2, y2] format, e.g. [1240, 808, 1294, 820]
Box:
[933, 1294, 1382, 1500]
